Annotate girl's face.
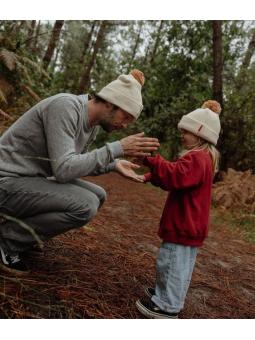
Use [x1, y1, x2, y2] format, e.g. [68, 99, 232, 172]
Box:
[180, 129, 200, 149]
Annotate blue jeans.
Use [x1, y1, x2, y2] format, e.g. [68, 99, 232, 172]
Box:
[152, 242, 198, 314]
[0, 177, 106, 253]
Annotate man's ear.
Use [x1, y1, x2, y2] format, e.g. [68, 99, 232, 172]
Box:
[105, 101, 114, 110]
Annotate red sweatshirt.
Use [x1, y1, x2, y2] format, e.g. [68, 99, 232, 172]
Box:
[143, 150, 213, 247]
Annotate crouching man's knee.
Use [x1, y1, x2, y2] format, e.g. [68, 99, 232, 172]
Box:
[86, 198, 99, 220]
[98, 187, 107, 207]
[70, 195, 100, 228]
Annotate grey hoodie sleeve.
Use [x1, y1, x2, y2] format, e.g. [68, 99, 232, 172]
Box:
[90, 159, 118, 175]
[42, 97, 123, 183]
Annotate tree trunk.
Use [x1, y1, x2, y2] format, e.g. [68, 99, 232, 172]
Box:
[212, 20, 223, 108]
[51, 46, 61, 70]
[212, 21, 226, 172]
[78, 21, 108, 93]
[235, 28, 255, 90]
[79, 21, 97, 65]
[150, 20, 164, 64]
[128, 21, 143, 69]
[26, 20, 36, 49]
[42, 20, 64, 70]
[143, 44, 151, 65]
[32, 20, 41, 53]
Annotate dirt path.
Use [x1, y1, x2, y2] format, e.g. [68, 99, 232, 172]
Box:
[0, 173, 254, 318]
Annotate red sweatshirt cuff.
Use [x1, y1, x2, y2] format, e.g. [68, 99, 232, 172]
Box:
[144, 172, 152, 182]
[143, 156, 155, 168]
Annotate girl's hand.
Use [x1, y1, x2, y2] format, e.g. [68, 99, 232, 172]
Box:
[115, 160, 145, 183]
[132, 157, 145, 166]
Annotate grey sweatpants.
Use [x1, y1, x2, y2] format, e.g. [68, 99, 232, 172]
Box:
[0, 176, 106, 253]
[152, 242, 198, 314]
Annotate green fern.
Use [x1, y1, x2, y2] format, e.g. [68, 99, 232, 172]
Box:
[21, 56, 50, 80]
[0, 108, 12, 120]
[0, 46, 50, 103]
[21, 84, 41, 101]
[0, 88, 7, 104]
[16, 60, 33, 86]
[0, 48, 17, 71]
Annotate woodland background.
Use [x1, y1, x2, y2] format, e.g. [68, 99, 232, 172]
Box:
[0, 20, 255, 172]
[0, 20, 255, 320]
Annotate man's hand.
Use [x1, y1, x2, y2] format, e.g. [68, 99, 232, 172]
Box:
[115, 160, 145, 183]
[136, 174, 146, 182]
[120, 132, 159, 157]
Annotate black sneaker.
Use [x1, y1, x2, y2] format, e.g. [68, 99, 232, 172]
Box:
[0, 246, 29, 275]
[136, 297, 179, 319]
[145, 287, 155, 298]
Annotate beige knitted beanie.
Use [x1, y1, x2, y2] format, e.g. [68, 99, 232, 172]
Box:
[177, 100, 222, 146]
[97, 69, 144, 119]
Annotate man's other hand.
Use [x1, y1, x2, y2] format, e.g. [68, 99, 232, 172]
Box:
[115, 160, 145, 182]
[120, 132, 159, 157]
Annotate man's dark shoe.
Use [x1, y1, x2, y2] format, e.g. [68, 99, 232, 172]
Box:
[144, 287, 155, 298]
[0, 246, 29, 275]
[136, 297, 179, 319]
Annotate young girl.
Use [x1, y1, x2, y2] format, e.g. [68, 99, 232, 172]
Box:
[136, 100, 221, 319]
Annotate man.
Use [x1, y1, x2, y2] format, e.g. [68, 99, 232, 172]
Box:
[0, 69, 159, 274]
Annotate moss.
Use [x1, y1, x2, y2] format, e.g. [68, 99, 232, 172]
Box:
[211, 208, 255, 244]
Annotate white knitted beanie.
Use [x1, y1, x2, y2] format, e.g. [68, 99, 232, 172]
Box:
[178, 100, 221, 146]
[97, 69, 144, 119]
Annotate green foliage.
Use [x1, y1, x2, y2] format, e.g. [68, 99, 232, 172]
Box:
[132, 21, 213, 159]
[0, 20, 255, 172]
[0, 21, 51, 111]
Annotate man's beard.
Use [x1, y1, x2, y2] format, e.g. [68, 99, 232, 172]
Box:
[99, 111, 117, 132]
[100, 120, 115, 132]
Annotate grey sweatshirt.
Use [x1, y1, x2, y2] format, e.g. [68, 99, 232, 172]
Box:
[0, 93, 123, 183]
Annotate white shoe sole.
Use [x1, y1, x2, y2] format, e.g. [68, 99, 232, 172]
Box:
[144, 288, 154, 298]
[0, 262, 30, 276]
[136, 300, 178, 319]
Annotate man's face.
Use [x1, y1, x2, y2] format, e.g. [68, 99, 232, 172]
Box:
[100, 106, 135, 132]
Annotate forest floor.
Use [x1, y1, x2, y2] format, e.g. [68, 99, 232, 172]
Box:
[0, 172, 254, 319]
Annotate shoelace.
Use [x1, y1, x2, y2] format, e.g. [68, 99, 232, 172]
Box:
[1, 246, 20, 265]
[9, 254, 20, 264]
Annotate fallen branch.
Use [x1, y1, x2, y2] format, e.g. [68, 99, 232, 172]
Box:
[0, 108, 13, 121]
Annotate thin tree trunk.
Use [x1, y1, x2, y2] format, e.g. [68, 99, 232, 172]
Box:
[32, 20, 41, 53]
[150, 20, 164, 64]
[26, 20, 36, 49]
[42, 20, 64, 70]
[236, 28, 255, 90]
[212, 21, 226, 173]
[51, 46, 60, 70]
[128, 21, 143, 69]
[78, 21, 108, 93]
[143, 44, 151, 65]
[79, 21, 97, 65]
[212, 20, 223, 107]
